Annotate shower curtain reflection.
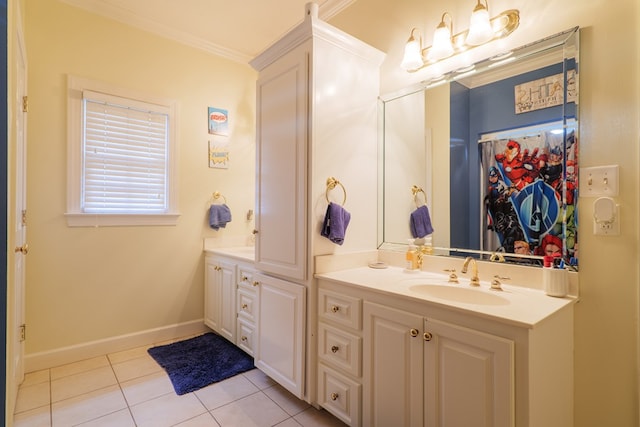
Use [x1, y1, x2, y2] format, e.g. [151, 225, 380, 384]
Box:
[479, 124, 577, 266]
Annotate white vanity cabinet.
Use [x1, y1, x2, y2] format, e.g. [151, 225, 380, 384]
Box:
[362, 302, 425, 427]
[236, 264, 259, 356]
[203, 251, 306, 398]
[254, 272, 306, 399]
[204, 253, 257, 354]
[250, 3, 383, 280]
[252, 40, 307, 280]
[204, 255, 236, 343]
[317, 277, 573, 427]
[363, 302, 514, 427]
[422, 317, 514, 427]
[250, 3, 384, 405]
[317, 288, 363, 426]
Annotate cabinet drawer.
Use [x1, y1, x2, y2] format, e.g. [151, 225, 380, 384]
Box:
[236, 318, 255, 356]
[237, 288, 257, 323]
[319, 289, 362, 330]
[318, 322, 361, 377]
[318, 363, 361, 427]
[237, 266, 257, 287]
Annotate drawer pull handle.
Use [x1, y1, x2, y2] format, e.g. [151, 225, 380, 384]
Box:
[241, 336, 248, 342]
[331, 305, 340, 313]
[252, 281, 259, 287]
[331, 345, 339, 353]
[242, 303, 248, 309]
[423, 332, 433, 342]
[410, 328, 419, 337]
[330, 392, 339, 401]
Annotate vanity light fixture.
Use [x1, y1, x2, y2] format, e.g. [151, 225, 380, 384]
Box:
[400, 2, 520, 73]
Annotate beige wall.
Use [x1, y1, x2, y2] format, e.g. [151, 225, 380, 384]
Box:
[331, 0, 640, 425]
[24, 0, 256, 353]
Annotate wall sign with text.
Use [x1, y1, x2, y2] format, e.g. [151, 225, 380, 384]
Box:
[514, 70, 576, 114]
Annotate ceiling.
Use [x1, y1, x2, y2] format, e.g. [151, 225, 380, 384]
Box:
[59, 0, 356, 64]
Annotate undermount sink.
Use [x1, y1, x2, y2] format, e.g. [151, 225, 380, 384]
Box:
[409, 284, 509, 306]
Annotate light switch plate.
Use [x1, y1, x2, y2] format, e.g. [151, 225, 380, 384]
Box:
[580, 165, 619, 197]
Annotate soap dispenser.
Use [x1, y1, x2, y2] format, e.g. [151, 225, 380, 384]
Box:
[405, 240, 418, 271]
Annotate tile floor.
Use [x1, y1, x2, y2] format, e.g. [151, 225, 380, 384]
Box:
[13, 336, 347, 427]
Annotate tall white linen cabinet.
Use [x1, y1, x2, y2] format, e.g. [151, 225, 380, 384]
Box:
[250, 2, 384, 405]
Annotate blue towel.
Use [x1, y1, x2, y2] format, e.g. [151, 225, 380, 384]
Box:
[209, 204, 232, 230]
[410, 205, 434, 238]
[321, 202, 351, 245]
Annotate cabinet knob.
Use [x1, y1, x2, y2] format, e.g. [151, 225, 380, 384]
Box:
[410, 328, 419, 337]
[423, 331, 433, 342]
[331, 345, 339, 353]
[242, 303, 248, 309]
[252, 229, 259, 235]
[330, 392, 339, 401]
[241, 336, 248, 342]
[331, 305, 340, 313]
[241, 276, 248, 281]
[252, 281, 259, 287]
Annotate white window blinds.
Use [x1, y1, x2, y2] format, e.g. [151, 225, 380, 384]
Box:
[82, 90, 170, 214]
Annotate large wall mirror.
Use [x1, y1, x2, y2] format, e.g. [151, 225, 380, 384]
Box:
[378, 27, 579, 270]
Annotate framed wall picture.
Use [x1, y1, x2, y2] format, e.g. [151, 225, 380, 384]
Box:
[208, 141, 229, 169]
[208, 107, 229, 136]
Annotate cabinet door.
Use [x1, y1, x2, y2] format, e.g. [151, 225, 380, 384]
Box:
[254, 43, 308, 281]
[204, 257, 235, 342]
[254, 273, 306, 398]
[204, 258, 219, 331]
[423, 318, 514, 427]
[363, 302, 423, 427]
[218, 260, 236, 343]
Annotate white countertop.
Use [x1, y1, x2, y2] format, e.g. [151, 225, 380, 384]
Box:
[203, 242, 255, 262]
[315, 265, 576, 328]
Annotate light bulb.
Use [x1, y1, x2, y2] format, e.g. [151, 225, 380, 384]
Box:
[400, 30, 424, 71]
[427, 17, 454, 62]
[466, 1, 493, 46]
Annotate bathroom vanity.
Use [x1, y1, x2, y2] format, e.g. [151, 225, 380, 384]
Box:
[315, 258, 575, 427]
[204, 5, 577, 426]
[204, 245, 306, 398]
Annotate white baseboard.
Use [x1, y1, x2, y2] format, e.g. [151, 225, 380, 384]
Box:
[25, 319, 209, 373]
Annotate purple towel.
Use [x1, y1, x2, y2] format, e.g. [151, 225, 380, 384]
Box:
[410, 205, 434, 238]
[209, 204, 232, 230]
[321, 202, 351, 245]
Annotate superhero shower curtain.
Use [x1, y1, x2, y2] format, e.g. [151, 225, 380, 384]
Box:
[479, 126, 578, 264]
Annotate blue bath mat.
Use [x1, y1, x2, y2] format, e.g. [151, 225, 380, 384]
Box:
[148, 332, 254, 395]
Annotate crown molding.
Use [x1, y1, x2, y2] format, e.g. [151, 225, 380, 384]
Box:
[57, 0, 356, 65]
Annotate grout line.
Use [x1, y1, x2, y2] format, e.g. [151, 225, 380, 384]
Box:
[106, 349, 139, 427]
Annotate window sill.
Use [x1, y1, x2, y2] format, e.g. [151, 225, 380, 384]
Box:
[65, 213, 181, 227]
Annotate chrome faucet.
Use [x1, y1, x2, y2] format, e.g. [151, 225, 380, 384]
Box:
[461, 257, 480, 286]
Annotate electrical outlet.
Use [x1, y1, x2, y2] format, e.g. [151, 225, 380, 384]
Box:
[593, 196, 620, 235]
[593, 218, 620, 236]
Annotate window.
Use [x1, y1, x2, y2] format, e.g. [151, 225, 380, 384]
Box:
[66, 76, 180, 226]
